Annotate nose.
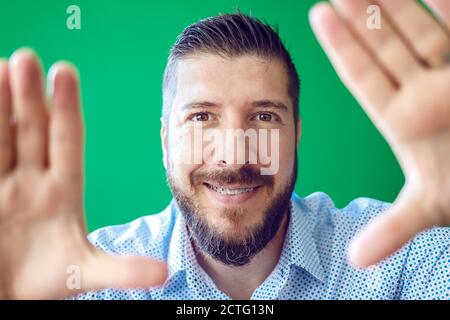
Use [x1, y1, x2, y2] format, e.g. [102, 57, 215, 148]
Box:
[202, 111, 259, 168]
[210, 129, 257, 169]
[217, 159, 250, 168]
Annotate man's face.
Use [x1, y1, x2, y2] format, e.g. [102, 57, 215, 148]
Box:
[162, 53, 300, 265]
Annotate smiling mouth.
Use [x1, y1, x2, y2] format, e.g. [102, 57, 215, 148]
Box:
[203, 183, 260, 195]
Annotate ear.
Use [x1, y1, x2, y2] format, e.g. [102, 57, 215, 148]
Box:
[160, 117, 168, 170]
[296, 117, 302, 147]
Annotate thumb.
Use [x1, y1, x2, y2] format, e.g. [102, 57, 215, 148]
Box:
[79, 249, 168, 293]
[348, 189, 434, 268]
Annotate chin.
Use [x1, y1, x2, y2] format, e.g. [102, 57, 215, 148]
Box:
[206, 211, 264, 239]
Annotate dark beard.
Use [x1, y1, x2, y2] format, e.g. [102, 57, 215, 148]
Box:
[166, 162, 297, 267]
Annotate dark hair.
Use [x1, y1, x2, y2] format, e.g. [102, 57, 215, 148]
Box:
[162, 13, 300, 131]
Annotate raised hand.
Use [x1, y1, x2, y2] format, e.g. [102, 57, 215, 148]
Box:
[309, 0, 450, 268]
[0, 49, 167, 299]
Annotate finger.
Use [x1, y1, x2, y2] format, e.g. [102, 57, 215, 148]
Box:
[48, 62, 84, 181]
[348, 191, 433, 268]
[9, 48, 48, 169]
[331, 0, 424, 83]
[81, 250, 168, 292]
[424, 0, 450, 31]
[309, 3, 396, 123]
[0, 59, 14, 176]
[377, 0, 450, 69]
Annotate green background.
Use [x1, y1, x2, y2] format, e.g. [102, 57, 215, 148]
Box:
[0, 0, 403, 232]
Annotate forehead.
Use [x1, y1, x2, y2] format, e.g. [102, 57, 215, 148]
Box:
[172, 53, 291, 109]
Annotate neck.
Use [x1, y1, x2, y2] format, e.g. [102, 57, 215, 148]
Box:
[193, 209, 290, 300]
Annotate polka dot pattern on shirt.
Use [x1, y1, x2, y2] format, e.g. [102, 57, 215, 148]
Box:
[73, 192, 450, 300]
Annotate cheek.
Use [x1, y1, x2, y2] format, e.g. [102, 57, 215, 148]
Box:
[167, 137, 200, 188]
[275, 133, 297, 180]
[169, 161, 199, 189]
[169, 124, 209, 167]
[279, 139, 296, 164]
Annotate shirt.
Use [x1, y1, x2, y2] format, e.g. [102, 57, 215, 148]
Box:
[75, 192, 450, 300]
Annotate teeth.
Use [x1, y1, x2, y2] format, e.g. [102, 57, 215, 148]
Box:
[207, 184, 256, 195]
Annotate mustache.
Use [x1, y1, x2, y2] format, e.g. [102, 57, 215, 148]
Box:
[192, 166, 274, 187]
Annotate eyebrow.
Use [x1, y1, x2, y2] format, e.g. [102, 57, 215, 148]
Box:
[252, 100, 289, 113]
[181, 101, 218, 110]
[181, 100, 289, 112]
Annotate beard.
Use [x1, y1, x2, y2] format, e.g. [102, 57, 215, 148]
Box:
[166, 160, 297, 267]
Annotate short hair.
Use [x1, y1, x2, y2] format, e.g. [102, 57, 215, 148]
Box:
[162, 13, 300, 131]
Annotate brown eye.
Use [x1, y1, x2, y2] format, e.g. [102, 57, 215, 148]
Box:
[191, 112, 210, 122]
[256, 113, 275, 122]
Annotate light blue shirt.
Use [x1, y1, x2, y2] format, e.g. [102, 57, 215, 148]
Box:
[75, 192, 450, 300]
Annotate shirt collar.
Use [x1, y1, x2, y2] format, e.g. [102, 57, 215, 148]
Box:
[166, 192, 326, 284]
[165, 200, 224, 298]
[166, 199, 195, 280]
[283, 192, 326, 283]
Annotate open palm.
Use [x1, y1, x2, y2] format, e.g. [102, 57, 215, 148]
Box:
[310, 0, 450, 268]
[0, 50, 167, 299]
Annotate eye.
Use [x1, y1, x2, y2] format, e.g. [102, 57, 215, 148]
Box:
[252, 112, 280, 122]
[189, 112, 212, 122]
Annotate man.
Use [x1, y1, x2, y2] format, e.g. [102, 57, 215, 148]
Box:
[0, 0, 449, 299]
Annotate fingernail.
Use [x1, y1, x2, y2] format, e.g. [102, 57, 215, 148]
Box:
[309, 3, 327, 25]
[9, 47, 36, 69]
